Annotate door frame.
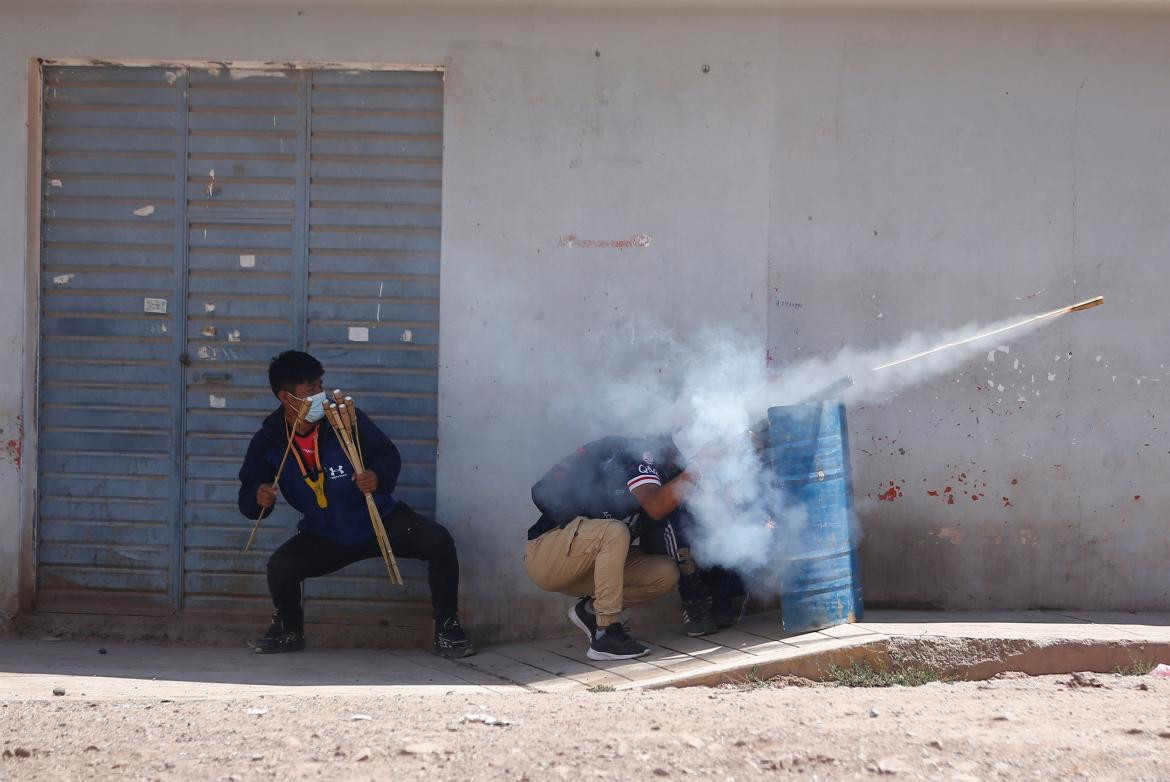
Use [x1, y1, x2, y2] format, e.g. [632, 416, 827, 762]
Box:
[22, 57, 445, 616]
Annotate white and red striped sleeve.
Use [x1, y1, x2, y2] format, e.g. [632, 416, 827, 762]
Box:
[626, 463, 662, 492]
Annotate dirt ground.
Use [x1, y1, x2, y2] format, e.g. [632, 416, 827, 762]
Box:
[3, 673, 1169, 781]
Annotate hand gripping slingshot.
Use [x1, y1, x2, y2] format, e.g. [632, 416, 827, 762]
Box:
[242, 396, 311, 553]
[325, 391, 404, 586]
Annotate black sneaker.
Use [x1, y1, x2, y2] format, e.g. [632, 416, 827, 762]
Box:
[711, 596, 740, 629]
[588, 623, 649, 661]
[567, 597, 597, 641]
[433, 616, 476, 659]
[681, 599, 717, 637]
[252, 612, 305, 654]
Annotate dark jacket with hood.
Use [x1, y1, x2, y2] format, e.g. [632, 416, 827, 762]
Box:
[238, 407, 402, 545]
[527, 434, 683, 540]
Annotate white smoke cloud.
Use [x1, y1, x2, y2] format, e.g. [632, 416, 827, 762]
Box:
[548, 311, 1048, 597]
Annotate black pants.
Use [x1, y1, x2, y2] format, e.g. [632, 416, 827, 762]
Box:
[266, 502, 459, 625]
[640, 509, 746, 603]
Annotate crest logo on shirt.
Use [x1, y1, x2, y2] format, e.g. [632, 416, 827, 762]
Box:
[327, 465, 347, 479]
[642, 451, 655, 464]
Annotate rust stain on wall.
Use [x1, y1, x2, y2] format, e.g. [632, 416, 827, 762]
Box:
[876, 480, 903, 501]
[3, 415, 23, 471]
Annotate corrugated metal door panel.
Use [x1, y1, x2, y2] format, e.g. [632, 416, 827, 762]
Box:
[37, 66, 183, 615]
[186, 69, 300, 221]
[180, 68, 303, 616]
[302, 70, 443, 622]
[37, 65, 442, 628]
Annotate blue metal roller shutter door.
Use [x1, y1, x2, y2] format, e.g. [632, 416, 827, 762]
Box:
[37, 66, 183, 615]
[300, 70, 443, 624]
[37, 65, 441, 626]
[179, 68, 441, 623]
[180, 68, 303, 616]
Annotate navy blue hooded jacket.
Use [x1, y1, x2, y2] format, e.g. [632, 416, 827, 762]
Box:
[238, 407, 402, 545]
[527, 434, 683, 540]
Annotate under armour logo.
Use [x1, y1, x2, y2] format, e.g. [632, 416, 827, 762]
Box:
[327, 465, 347, 479]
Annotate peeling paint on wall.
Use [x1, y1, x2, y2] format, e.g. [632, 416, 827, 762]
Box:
[934, 527, 961, 544]
[986, 345, 1010, 362]
[557, 233, 652, 249]
[229, 68, 289, 80]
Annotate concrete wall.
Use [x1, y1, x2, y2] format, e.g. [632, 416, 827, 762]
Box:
[0, 1, 1166, 639]
[767, 12, 1170, 612]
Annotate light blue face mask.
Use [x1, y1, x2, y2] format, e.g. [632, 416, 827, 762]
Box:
[290, 391, 328, 423]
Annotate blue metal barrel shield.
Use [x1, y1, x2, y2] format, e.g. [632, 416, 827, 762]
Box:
[766, 402, 863, 633]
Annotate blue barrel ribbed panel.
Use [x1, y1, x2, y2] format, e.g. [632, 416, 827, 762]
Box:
[766, 402, 863, 633]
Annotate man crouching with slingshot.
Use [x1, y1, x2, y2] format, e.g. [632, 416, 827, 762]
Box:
[238, 350, 475, 658]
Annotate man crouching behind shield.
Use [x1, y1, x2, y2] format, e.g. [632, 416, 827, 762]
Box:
[523, 432, 741, 660]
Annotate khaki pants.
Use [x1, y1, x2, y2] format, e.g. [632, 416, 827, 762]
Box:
[524, 517, 679, 626]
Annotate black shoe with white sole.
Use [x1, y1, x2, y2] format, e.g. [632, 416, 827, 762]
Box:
[587, 623, 649, 661]
[568, 596, 598, 641]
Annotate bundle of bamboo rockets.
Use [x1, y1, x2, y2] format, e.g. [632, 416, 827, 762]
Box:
[243, 389, 403, 586]
[323, 390, 403, 585]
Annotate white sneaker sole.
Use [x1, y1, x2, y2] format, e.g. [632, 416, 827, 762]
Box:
[587, 646, 650, 661]
[567, 601, 594, 641]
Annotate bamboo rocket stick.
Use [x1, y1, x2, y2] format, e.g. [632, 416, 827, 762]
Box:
[331, 389, 364, 467]
[242, 397, 311, 553]
[328, 404, 402, 585]
[871, 295, 1105, 371]
[325, 404, 403, 585]
[338, 401, 363, 469]
[344, 395, 362, 465]
[747, 295, 1105, 449]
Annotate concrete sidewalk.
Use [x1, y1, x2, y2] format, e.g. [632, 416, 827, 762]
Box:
[3, 610, 1170, 700]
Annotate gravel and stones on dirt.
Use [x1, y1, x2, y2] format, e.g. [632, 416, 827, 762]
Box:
[2, 674, 1169, 781]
